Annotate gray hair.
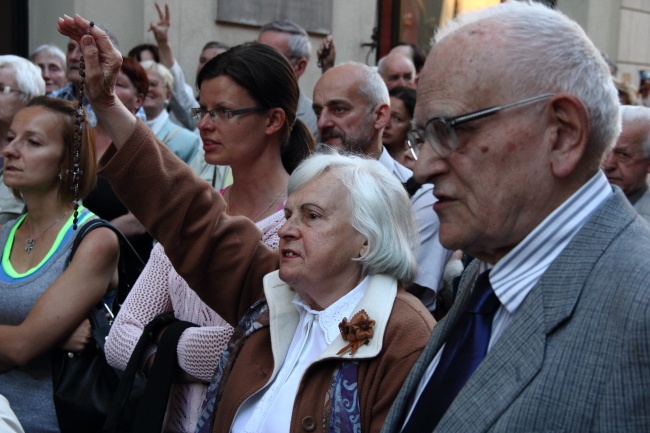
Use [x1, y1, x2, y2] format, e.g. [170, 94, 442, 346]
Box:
[0, 55, 45, 101]
[259, 20, 311, 63]
[435, 1, 621, 164]
[202, 41, 230, 52]
[341, 61, 390, 110]
[29, 44, 66, 70]
[140, 60, 174, 94]
[287, 151, 419, 285]
[620, 105, 650, 158]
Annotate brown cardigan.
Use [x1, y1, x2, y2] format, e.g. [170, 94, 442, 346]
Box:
[99, 120, 435, 433]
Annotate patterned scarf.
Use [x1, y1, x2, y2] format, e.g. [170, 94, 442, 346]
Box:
[194, 299, 269, 433]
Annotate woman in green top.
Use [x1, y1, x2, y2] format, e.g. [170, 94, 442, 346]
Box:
[0, 96, 119, 432]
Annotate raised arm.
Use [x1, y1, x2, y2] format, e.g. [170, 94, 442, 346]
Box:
[59, 14, 279, 325]
[97, 121, 276, 324]
[57, 15, 136, 149]
[149, 3, 199, 129]
[0, 228, 118, 372]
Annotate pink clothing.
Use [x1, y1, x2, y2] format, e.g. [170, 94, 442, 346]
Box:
[105, 210, 285, 433]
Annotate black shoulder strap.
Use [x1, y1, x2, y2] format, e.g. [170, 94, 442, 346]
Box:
[101, 312, 176, 433]
[70, 218, 145, 313]
[132, 320, 198, 433]
[101, 313, 196, 433]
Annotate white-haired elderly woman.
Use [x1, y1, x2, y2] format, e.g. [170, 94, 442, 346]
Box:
[29, 44, 68, 94]
[0, 55, 45, 224]
[0, 55, 45, 146]
[140, 60, 199, 163]
[58, 16, 435, 433]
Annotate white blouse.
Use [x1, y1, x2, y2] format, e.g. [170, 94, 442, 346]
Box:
[232, 276, 370, 433]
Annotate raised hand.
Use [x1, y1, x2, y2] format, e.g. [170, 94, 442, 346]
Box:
[57, 14, 122, 111]
[57, 14, 137, 148]
[149, 2, 170, 46]
[317, 35, 336, 73]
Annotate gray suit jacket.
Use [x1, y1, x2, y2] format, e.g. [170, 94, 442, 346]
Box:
[382, 188, 650, 432]
[630, 184, 650, 222]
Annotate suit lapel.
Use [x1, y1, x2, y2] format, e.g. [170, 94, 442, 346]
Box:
[382, 264, 481, 431]
[383, 190, 637, 433]
[437, 278, 546, 431]
[437, 190, 636, 432]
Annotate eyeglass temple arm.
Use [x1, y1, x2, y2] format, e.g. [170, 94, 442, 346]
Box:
[450, 93, 554, 126]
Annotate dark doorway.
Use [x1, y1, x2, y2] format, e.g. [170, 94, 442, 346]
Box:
[0, 0, 29, 56]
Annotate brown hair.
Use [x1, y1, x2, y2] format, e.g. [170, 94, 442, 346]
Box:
[197, 42, 315, 173]
[120, 56, 149, 98]
[16, 96, 97, 201]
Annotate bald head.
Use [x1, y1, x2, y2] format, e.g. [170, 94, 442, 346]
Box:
[377, 52, 416, 90]
[413, 1, 621, 261]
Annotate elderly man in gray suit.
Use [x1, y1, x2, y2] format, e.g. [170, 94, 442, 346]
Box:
[382, 2, 650, 432]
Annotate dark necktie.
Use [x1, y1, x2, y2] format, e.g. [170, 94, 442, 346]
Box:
[402, 270, 500, 432]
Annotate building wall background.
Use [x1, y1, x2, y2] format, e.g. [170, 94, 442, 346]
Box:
[27, 0, 650, 99]
[615, 0, 650, 87]
[28, 0, 376, 100]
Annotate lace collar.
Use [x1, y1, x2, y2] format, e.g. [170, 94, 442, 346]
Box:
[292, 275, 370, 344]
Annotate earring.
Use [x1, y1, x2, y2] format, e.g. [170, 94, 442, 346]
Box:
[58, 172, 63, 180]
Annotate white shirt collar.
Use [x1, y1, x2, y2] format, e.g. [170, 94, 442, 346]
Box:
[377, 146, 412, 183]
[488, 171, 613, 313]
[292, 275, 370, 344]
[145, 109, 169, 135]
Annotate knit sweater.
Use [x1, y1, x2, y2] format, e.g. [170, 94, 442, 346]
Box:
[105, 209, 284, 433]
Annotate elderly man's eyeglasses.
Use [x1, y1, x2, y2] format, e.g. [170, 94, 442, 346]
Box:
[407, 93, 554, 158]
[0, 86, 24, 97]
[191, 106, 263, 122]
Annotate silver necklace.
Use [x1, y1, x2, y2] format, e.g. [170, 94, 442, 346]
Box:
[24, 209, 71, 254]
[228, 189, 285, 222]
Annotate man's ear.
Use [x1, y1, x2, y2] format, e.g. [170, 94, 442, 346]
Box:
[265, 107, 286, 135]
[293, 58, 308, 79]
[374, 103, 391, 131]
[547, 93, 589, 178]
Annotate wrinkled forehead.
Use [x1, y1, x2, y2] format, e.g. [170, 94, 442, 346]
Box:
[415, 24, 508, 124]
[314, 67, 366, 105]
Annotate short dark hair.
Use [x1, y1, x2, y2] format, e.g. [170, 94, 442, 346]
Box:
[128, 43, 160, 63]
[389, 86, 417, 119]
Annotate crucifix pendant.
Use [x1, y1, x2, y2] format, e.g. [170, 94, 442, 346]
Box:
[66, 166, 84, 195]
[25, 238, 35, 254]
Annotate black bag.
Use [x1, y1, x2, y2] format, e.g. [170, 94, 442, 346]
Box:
[103, 314, 197, 433]
[52, 218, 146, 433]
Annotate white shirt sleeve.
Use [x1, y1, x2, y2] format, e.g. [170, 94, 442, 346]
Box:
[0, 395, 25, 433]
[411, 184, 453, 311]
[168, 60, 199, 130]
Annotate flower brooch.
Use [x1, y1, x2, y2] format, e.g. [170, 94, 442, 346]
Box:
[337, 309, 375, 355]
